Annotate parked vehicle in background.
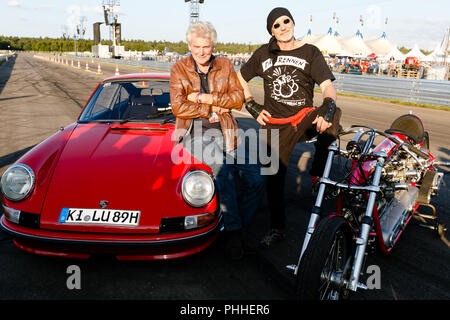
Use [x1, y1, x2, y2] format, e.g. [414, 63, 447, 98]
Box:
[342, 63, 363, 75]
[403, 57, 420, 72]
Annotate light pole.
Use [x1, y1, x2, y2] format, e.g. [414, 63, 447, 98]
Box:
[62, 32, 69, 53]
[75, 17, 86, 56]
[444, 28, 449, 66]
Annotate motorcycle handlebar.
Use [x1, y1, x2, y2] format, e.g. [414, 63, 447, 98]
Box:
[434, 161, 450, 167]
[339, 126, 430, 162]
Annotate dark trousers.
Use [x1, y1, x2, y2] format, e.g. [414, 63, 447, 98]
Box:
[264, 107, 341, 230]
[184, 134, 265, 232]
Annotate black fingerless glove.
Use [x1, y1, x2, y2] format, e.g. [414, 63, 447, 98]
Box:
[245, 99, 264, 120]
[317, 97, 337, 122]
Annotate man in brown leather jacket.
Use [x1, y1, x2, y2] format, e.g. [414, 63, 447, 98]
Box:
[170, 21, 264, 260]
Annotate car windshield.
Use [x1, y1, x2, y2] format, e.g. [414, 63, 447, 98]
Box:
[78, 79, 174, 124]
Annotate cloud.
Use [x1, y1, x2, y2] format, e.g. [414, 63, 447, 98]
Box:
[7, 0, 21, 7]
[7, 1, 54, 10]
[81, 5, 104, 15]
[33, 5, 56, 10]
[63, 5, 106, 36]
[364, 5, 382, 30]
[64, 5, 82, 33]
[390, 17, 450, 50]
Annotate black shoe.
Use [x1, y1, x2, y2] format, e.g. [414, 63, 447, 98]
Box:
[225, 230, 244, 260]
[259, 228, 285, 248]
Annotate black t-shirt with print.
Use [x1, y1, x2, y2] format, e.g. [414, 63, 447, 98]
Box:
[240, 43, 335, 118]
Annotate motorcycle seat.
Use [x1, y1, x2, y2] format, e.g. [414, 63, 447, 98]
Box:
[385, 114, 425, 144]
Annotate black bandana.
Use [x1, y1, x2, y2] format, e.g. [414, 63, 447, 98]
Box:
[266, 7, 295, 35]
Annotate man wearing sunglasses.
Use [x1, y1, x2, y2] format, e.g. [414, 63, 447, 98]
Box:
[237, 7, 341, 248]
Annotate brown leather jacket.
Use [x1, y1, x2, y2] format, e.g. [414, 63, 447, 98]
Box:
[170, 55, 244, 151]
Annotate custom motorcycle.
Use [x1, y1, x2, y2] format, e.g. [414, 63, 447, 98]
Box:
[293, 113, 448, 300]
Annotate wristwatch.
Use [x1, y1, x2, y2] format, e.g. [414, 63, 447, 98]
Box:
[197, 93, 203, 104]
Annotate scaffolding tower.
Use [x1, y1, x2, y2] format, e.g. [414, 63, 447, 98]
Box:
[101, 0, 124, 58]
[103, 0, 120, 46]
[185, 0, 204, 24]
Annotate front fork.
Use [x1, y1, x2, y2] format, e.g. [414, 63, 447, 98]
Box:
[294, 143, 387, 293]
[294, 143, 337, 275]
[348, 156, 385, 291]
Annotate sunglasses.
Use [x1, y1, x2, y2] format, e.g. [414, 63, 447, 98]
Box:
[273, 18, 291, 29]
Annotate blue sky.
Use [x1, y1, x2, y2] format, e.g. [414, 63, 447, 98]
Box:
[1, 0, 449, 50]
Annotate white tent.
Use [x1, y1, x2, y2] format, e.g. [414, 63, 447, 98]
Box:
[309, 34, 346, 55]
[431, 43, 445, 56]
[300, 33, 322, 45]
[422, 43, 445, 62]
[340, 35, 373, 57]
[421, 53, 435, 62]
[405, 44, 426, 59]
[365, 37, 394, 56]
[383, 45, 406, 61]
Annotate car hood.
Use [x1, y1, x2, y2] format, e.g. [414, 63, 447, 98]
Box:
[40, 123, 208, 234]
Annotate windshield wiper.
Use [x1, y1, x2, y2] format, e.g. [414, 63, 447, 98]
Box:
[146, 110, 173, 119]
[78, 119, 124, 124]
[161, 114, 176, 125]
[116, 111, 175, 125]
[119, 118, 132, 124]
[145, 111, 176, 125]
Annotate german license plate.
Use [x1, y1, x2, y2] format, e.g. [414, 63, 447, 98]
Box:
[58, 208, 140, 226]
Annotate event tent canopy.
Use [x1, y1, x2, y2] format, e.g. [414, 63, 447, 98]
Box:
[422, 43, 446, 62]
[365, 37, 394, 56]
[301, 33, 322, 44]
[312, 34, 346, 55]
[340, 34, 373, 57]
[406, 44, 426, 59]
[383, 45, 406, 61]
[299, 32, 444, 61]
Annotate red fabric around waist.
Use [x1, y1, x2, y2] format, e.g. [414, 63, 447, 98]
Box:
[266, 107, 315, 127]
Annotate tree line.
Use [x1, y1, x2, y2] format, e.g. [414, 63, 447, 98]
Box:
[0, 36, 261, 55]
[1, 36, 431, 56]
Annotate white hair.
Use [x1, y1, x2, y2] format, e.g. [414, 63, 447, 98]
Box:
[186, 21, 217, 46]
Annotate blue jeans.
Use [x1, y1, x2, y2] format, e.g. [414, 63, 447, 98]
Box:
[217, 150, 265, 231]
[184, 135, 265, 232]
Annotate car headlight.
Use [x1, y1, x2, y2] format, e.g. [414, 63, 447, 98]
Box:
[181, 170, 215, 207]
[1, 164, 35, 201]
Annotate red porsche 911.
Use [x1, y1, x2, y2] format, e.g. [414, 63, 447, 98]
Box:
[0, 73, 222, 260]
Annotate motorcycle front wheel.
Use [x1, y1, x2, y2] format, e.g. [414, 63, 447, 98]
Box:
[296, 216, 354, 300]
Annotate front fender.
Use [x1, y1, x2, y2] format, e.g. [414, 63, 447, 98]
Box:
[1, 123, 78, 213]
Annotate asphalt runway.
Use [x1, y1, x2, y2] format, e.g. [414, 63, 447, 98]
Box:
[0, 53, 449, 302]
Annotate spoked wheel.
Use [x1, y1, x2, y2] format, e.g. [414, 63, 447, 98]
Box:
[296, 216, 354, 300]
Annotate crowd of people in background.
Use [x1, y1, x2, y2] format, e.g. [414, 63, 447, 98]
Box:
[324, 55, 448, 80]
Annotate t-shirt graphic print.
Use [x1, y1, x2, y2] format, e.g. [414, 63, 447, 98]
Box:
[240, 43, 335, 118]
